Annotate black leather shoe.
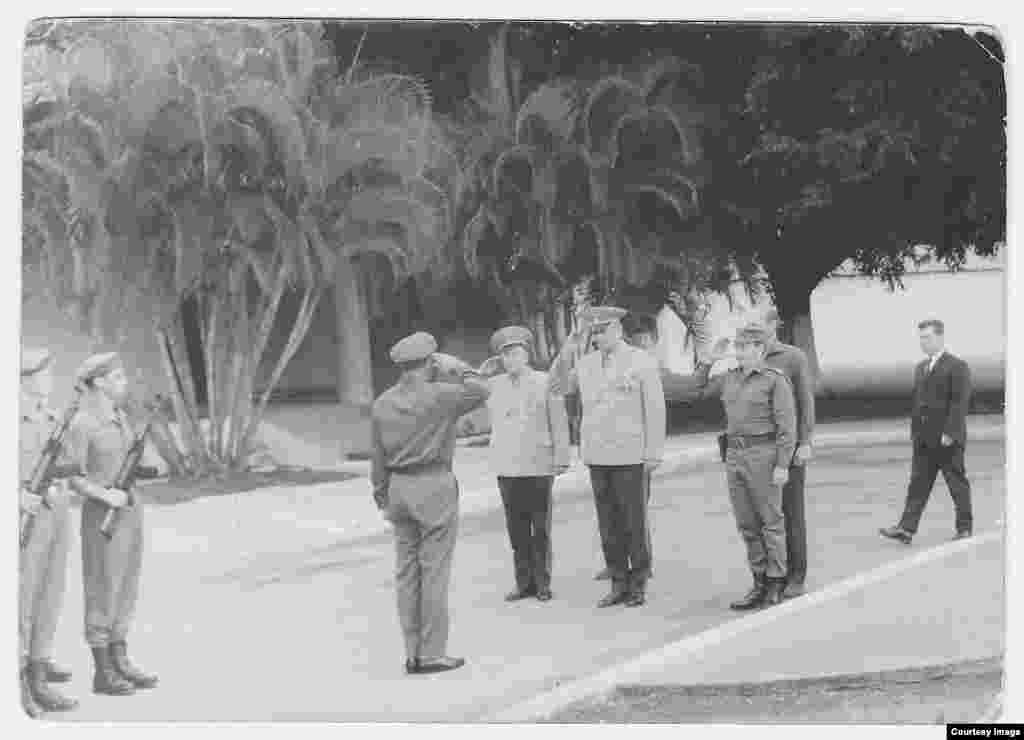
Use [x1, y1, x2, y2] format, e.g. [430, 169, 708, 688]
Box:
[44, 661, 72, 683]
[730, 577, 766, 611]
[536, 589, 553, 602]
[954, 530, 973, 541]
[505, 588, 536, 602]
[761, 578, 786, 608]
[782, 581, 806, 599]
[91, 648, 135, 696]
[879, 526, 913, 544]
[404, 658, 420, 675]
[109, 642, 158, 689]
[28, 661, 78, 712]
[21, 667, 42, 718]
[625, 591, 646, 608]
[594, 568, 611, 581]
[417, 657, 465, 674]
[597, 590, 629, 608]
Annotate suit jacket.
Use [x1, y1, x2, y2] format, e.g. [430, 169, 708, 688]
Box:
[911, 352, 972, 448]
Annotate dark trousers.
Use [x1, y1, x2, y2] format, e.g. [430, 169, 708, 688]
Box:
[899, 442, 973, 534]
[498, 476, 554, 592]
[782, 463, 807, 585]
[589, 465, 650, 591]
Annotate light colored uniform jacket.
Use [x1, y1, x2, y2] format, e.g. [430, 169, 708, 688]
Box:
[486, 369, 570, 477]
[550, 341, 666, 467]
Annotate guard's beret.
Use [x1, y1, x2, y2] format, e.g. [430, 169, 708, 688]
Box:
[389, 332, 438, 364]
[585, 305, 627, 326]
[21, 347, 52, 377]
[736, 322, 768, 343]
[75, 352, 120, 385]
[491, 326, 533, 354]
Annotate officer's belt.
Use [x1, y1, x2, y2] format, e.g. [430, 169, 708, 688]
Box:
[726, 432, 776, 449]
[385, 461, 451, 476]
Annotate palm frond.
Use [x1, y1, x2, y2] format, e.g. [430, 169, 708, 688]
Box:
[582, 76, 645, 160]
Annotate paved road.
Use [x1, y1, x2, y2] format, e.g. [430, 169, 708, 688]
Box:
[48, 437, 1005, 722]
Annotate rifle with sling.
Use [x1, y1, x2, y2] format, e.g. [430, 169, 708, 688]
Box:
[100, 410, 160, 539]
[20, 392, 82, 549]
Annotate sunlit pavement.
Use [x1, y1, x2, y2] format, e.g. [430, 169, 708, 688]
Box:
[43, 421, 1004, 722]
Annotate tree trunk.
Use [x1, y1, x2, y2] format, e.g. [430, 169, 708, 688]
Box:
[335, 256, 375, 408]
[156, 323, 208, 473]
[770, 278, 822, 393]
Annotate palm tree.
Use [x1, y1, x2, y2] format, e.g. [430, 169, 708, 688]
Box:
[455, 28, 752, 364]
[22, 20, 447, 473]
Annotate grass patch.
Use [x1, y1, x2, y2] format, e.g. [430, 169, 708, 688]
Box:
[127, 469, 362, 507]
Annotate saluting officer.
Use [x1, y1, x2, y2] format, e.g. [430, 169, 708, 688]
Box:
[668, 322, 797, 609]
[481, 326, 570, 603]
[68, 353, 158, 696]
[549, 306, 666, 608]
[371, 332, 490, 675]
[19, 348, 78, 716]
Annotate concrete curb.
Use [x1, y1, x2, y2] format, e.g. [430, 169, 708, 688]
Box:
[318, 419, 1007, 481]
[485, 530, 1003, 723]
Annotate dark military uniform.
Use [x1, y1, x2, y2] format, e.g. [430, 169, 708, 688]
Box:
[763, 338, 816, 592]
[371, 333, 490, 674]
[668, 325, 797, 608]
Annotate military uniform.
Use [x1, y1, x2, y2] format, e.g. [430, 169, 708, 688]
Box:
[669, 324, 797, 609]
[371, 332, 490, 674]
[549, 307, 666, 607]
[485, 327, 570, 601]
[68, 353, 157, 695]
[19, 348, 78, 714]
[763, 331, 816, 593]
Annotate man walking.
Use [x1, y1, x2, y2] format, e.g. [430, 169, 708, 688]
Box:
[669, 322, 797, 610]
[549, 306, 666, 608]
[482, 326, 570, 602]
[761, 308, 816, 598]
[69, 353, 159, 696]
[371, 332, 490, 675]
[881, 319, 973, 544]
[20, 348, 79, 715]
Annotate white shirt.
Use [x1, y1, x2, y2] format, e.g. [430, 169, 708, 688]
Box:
[927, 349, 945, 374]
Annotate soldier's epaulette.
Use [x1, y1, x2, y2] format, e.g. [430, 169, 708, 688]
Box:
[761, 367, 786, 378]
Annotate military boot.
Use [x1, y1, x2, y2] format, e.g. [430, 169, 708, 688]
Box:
[110, 641, 158, 689]
[91, 647, 135, 696]
[28, 660, 78, 712]
[761, 578, 787, 608]
[21, 666, 42, 718]
[729, 573, 766, 610]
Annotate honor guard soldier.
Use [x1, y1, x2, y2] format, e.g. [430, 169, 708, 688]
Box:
[669, 322, 797, 610]
[371, 332, 490, 675]
[480, 326, 570, 603]
[68, 353, 158, 695]
[549, 306, 666, 608]
[762, 309, 816, 598]
[19, 348, 79, 715]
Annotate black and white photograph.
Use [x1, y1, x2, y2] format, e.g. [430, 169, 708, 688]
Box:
[13, 12, 1009, 725]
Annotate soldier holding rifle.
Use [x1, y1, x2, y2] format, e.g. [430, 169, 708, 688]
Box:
[19, 348, 80, 716]
[67, 352, 159, 696]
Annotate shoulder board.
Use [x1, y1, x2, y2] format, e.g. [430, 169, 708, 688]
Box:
[762, 366, 786, 378]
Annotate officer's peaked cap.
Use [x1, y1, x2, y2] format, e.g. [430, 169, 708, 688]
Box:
[75, 352, 121, 385]
[491, 326, 534, 354]
[390, 332, 438, 364]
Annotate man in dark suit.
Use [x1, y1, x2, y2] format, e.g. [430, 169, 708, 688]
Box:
[880, 319, 973, 544]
